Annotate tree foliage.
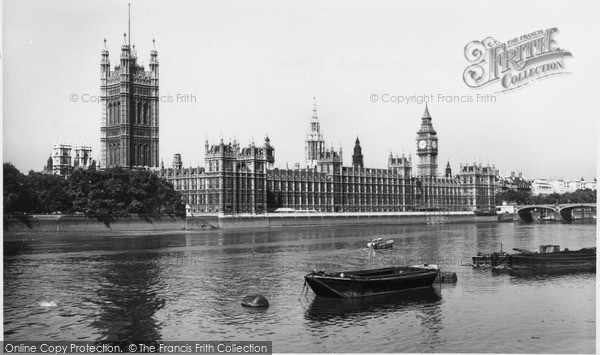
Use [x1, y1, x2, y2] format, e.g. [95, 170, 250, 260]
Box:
[3, 164, 185, 217]
[496, 188, 596, 206]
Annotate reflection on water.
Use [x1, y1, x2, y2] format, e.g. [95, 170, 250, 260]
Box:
[3, 222, 596, 353]
[304, 286, 441, 321]
[90, 253, 166, 342]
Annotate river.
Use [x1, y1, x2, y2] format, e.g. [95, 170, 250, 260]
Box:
[3, 221, 596, 353]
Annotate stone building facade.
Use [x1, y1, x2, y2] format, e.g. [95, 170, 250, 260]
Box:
[43, 142, 93, 177]
[159, 104, 496, 214]
[100, 36, 159, 169]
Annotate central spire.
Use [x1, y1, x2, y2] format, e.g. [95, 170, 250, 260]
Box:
[312, 95, 318, 120]
[128, 3, 131, 47]
[422, 103, 431, 119]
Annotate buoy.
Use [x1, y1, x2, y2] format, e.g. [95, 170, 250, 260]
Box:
[241, 295, 269, 308]
[435, 272, 458, 283]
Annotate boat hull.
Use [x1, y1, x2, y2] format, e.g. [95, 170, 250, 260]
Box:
[510, 251, 596, 270]
[304, 267, 439, 298]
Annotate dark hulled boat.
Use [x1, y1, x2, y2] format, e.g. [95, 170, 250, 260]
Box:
[304, 265, 439, 298]
[509, 245, 596, 270]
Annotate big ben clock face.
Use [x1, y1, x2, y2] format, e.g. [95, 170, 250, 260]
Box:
[418, 140, 427, 149]
[432, 141, 437, 149]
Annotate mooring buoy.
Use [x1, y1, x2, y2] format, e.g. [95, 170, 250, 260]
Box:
[241, 295, 269, 308]
[436, 271, 458, 283]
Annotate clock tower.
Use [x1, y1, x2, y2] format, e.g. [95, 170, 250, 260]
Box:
[416, 104, 438, 176]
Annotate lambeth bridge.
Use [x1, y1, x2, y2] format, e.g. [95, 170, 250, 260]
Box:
[516, 203, 597, 223]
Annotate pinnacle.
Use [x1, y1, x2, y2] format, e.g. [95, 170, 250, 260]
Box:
[422, 103, 431, 119]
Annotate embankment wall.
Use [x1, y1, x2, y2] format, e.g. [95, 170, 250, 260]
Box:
[4, 214, 186, 233]
[4, 212, 498, 233]
[191, 212, 498, 229]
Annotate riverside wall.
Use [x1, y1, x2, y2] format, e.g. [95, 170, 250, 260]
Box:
[3, 212, 498, 233]
[3, 214, 186, 233]
[192, 212, 498, 229]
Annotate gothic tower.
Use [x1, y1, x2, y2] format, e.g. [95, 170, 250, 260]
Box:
[305, 97, 325, 168]
[352, 137, 364, 168]
[100, 31, 159, 169]
[416, 104, 438, 176]
[445, 161, 452, 178]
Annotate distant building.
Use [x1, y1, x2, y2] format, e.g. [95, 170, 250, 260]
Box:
[43, 142, 93, 177]
[459, 163, 496, 211]
[497, 171, 531, 192]
[530, 177, 597, 195]
[582, 178, 597, 190]
[159, 104, 496, 214]
[531, 179, 553, 195]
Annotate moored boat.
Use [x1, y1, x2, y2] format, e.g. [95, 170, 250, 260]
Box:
[472, 251, 510, 267]
[473, 243, 510, 267]
[304, 265, 439, 298]
[366, 238, 394, 249]
[510, 245, 596, 270]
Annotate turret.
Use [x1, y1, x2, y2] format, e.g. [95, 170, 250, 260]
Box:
[149, 39, 159, 74]
[352, 136, 364, 168]
[173, 153, 182, 170]
[101, 38, 110, 75]
[264, 136, 275, 169]
[120, 33, 131, 81]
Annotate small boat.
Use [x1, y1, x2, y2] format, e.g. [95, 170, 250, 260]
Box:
[510, 245, 596, 270]
[497, 213, 514, 222]
[472, 251, 510, 267]
[539, 215, 557, 222]
[366, 238, 394, 249]
[473, 243, 510, 267]
[304, 265, 439, 298]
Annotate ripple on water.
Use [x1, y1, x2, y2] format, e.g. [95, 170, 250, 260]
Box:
[3, 223, 596, 352]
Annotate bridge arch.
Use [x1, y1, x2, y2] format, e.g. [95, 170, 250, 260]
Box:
[516, 205, 557, 222]
[557, 204, 597, 223]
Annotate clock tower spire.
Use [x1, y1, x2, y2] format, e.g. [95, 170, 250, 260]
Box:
[416, 103, 438, 176]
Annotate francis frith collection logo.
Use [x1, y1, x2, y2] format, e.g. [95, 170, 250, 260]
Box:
[463, 28, 571, 92]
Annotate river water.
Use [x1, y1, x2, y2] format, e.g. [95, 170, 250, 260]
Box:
[3, 222, 596, 353]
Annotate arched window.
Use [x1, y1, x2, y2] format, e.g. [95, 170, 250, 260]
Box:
[108, 103, 113, 125]
[137, 102, 142, 124]
[135, 144, 140, 166]
[144, 144, 149, 166]
[113, 102, 118, 124]
[116, 143, 120, 165]
[140, 144, 145, 166]
[116, 101, 121, 124]
[143, 103, 148, 125]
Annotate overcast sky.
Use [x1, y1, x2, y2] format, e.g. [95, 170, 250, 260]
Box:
[3, 0, 599, 181]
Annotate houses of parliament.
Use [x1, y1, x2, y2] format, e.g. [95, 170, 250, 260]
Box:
[158, 101, 496, 215]
[95, 32, 496, 215]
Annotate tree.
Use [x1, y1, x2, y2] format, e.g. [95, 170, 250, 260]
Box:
[496, 189, 532, 205]
[3, 163, 37, 213]
[3, 164, 185, 218]
[26, 171, 72, 213]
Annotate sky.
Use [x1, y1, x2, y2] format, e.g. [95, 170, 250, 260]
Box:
[3, 0, 599, 181]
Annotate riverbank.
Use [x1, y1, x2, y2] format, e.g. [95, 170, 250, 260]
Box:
[207, 211, 497, 229]
[3, 211, 498, 234]
[3, 214, 186, 233]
